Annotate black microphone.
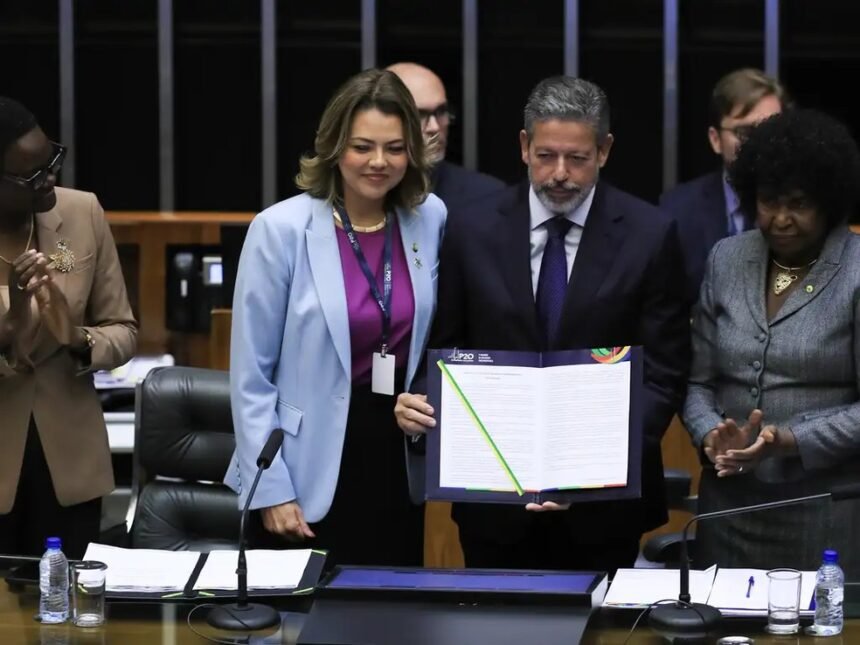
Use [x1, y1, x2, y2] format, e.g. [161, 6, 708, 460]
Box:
[828, 482, 860, 501]
[256, 428, 285, 469]
[648, 484, 860, 640]
[208, 428, 284, 632]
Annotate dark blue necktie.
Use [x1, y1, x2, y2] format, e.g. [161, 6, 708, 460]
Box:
[536, 216, 573, 346]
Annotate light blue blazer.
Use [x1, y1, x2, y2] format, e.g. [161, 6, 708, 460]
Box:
[223, 192, 446, 520]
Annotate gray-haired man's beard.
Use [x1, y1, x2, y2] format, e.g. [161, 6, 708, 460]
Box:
[425, 133, 446, 165]
[427, 148, 445, 165]
[529, 167, 597, 214]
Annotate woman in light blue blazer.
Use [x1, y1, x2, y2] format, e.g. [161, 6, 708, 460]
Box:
[683, 109, 860, 576]
[225, 69, 446, 567]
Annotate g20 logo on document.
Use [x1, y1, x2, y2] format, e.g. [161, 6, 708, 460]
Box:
[590, 346, 631, 364]
[447, 349, 476, 362]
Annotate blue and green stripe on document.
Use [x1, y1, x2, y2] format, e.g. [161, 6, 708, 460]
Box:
[436, 359, 525, 496]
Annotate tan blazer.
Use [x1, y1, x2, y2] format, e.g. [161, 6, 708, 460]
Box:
[0, 187, 137, 512]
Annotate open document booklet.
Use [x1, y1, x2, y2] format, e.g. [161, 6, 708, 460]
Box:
[83, 543, 323, 598]
[425, 347, 643, 505]
[603, 566, 817, 617]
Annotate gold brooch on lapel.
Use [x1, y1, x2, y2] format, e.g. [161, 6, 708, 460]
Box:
[49, 239, 75, 273]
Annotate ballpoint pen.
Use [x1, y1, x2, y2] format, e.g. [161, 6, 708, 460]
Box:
[746, 575, 755, 598]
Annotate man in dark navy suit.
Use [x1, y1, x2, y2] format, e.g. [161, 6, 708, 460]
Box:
[387, 62, 504, 211]
[396, 76, 689, 574]
[660, 68, 788, 306]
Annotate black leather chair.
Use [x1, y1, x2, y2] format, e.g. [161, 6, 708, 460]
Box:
[642, 469, 698, 566]
[663, 468, 693, 512]
[127, 366, 240, 551]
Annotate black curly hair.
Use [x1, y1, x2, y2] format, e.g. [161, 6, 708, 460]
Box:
[0, 97, 37, 175]
[728, 108, 860, 231]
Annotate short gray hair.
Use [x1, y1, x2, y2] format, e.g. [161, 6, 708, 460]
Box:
[523, 76, 610, 142]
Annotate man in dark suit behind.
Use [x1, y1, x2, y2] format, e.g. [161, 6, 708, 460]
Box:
[387, 62, 504, 211]
[660, 68, 788, 306]
[396, 76, 690, 574]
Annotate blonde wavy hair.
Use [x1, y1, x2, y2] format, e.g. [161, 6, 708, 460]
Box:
[296, 69, 434, 210]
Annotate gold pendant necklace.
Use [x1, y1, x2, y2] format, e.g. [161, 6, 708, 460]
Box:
[772, 257, 817, 295]
[0, 214, 35, 265]
[332, 208, 386, 233]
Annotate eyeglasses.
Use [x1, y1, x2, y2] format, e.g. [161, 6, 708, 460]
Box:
[758, 195, 816, 214]
[2, 141, 66, 190]
[720, 124, 755, 141]
[418, 105, 455, 127]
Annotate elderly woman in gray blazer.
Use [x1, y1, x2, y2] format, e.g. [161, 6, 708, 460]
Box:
[683, 109, 860, 576]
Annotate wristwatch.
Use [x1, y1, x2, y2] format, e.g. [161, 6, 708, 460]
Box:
[71, 329, 95, 357]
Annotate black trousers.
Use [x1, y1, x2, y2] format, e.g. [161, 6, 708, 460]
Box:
[458, 512, 640, 576]
[0, 418, 102, 560]
[248, 382, 424, 569]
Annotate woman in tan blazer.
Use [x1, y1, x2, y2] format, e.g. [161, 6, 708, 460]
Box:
[0, 98, 137, 559]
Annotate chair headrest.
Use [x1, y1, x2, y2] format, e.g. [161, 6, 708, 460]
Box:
[138, 366, 235, 482]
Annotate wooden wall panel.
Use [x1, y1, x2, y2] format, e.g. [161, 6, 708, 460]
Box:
[209, 309, 232, 372]
[107, 212, 253, 366]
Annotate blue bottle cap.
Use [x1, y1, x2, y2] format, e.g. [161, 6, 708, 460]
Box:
[45, 537, 62, 550]
[823, 549, 838, 563]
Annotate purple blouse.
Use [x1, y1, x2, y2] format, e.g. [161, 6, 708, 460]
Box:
[335, 218, 414, 384]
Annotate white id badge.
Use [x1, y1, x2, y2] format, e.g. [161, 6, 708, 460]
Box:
[372, 352, 396, 395]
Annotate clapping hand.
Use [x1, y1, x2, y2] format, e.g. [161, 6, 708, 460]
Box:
[716, 425, 781, 477]
[703, 409, 763, 465]
[1, 251, 49, 350]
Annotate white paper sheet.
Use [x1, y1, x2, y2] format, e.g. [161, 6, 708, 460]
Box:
[193, 549, 312, 590]
[602, 566, 718, 608]
[83, 543, 200, 593]
[707, 568, 816, 616]
[539, 362, 630, 490]
[93, 354, 175, 389]
[439, 365, 540, 491]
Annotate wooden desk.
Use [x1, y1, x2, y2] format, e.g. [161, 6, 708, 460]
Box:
[582, 610, 860, 643]
[2, 582, 858, 643]
[0, 582, 306, 644]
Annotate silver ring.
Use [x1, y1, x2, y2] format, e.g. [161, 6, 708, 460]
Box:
[15, 282, 25, 291]
[738, 465, 744, 473]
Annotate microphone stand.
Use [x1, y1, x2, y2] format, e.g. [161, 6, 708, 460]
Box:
[649, 491, 831, 640]
[208, 437, 283, 631]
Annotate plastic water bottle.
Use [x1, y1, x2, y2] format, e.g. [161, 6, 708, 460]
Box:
[38, 537, 69, 624]
[811, 549, 844, 636]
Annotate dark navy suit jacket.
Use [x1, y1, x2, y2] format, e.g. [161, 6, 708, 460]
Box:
[431, 160, 505, 212]
[428, 181, 690, 545]
[659, 170, 747, 307]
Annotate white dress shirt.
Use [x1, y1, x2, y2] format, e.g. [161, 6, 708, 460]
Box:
[529, 184, 596, 297]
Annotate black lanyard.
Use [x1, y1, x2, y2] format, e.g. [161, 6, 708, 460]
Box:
[335, 204, 393, 354]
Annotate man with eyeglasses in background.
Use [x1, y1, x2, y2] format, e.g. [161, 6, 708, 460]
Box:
[659, 68, 789, 307]
[388, 62, 505, 212]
